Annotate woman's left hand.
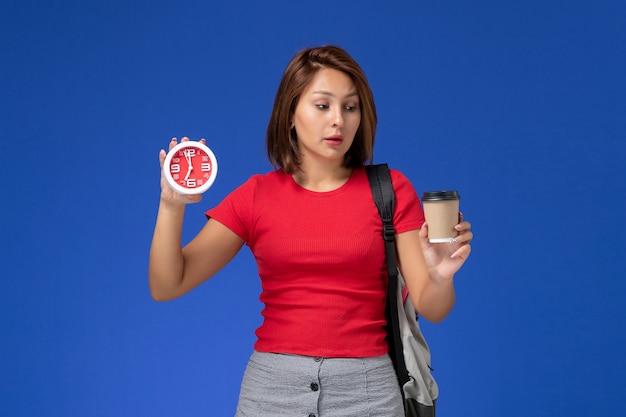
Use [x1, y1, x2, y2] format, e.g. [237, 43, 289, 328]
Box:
[419, 213, 472, 282]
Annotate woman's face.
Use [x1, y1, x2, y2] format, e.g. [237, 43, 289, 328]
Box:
[292, 68, 361, 167]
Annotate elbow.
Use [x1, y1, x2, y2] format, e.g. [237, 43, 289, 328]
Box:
[149, 287, 168, 302]
[148, 266, 184, 302]
[418, 303, 454, 324]
[422, 312, 449, 324]
[412, 296, 454, 324]
[150, 290, 171, 302]
[148, 278, 178, 302]
[149, 284, 180, 302]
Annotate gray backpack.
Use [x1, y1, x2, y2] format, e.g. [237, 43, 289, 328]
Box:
[366, 164, 438, 417]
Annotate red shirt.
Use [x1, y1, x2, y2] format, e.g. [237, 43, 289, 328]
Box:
[206, 167, 424, 357]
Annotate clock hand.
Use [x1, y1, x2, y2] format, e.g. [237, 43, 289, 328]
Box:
[182, 150, 193, 183]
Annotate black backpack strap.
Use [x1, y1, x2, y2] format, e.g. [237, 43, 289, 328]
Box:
[365, 164, 411, 391]
[366, 164, 398, 276]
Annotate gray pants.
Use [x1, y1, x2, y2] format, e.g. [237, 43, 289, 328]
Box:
[235, 350, 404, 417]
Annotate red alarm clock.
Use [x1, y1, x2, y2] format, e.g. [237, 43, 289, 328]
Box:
[163, 141, 218, 194]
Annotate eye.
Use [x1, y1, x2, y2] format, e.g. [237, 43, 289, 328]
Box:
[345, 105, 359, 112]
[316, 104, 329, 110]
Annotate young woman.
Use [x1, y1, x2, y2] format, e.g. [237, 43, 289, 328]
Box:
[149, 45, 472, 417]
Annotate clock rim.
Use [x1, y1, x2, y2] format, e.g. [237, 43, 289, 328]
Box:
[163, 141, 218, 195]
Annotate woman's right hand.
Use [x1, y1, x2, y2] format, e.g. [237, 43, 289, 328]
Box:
[159, 137, 205, 206]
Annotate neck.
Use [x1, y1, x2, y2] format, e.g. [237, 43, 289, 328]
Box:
[292, 162, 353, 192]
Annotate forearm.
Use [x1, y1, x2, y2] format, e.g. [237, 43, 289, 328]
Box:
[411, 220, 472, 322]
[148, 201, 186, 301]
[416, 276, 456, 323]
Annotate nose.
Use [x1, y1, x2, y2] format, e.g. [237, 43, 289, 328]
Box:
[331, 107, 344, 128]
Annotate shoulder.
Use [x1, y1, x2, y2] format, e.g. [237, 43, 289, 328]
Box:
[224, 170, 294, 206]
[386, 167, 425, 227]
[257, 169, 290, 182]
[387, 167, 417, 192]
[206, 171, 290, 228]
[243, 169, 291, 192]
[237, 169, 289, 189]
[361, 165, 417, 195]
[388, 167, 410, 182]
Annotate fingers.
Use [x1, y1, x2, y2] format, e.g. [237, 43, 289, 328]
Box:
[167, 137, 199, 148]
[455, 220, 471, 233]
[168, 136, 188, 149]
[452, 219, 471, 241]
[451, 220, 472, 259]
[451, 243, 471, 260]
[162, 137, 194, 162]
[451, 215, 472, 259]
[159, 149, 167, 168]
[455, 217, 470, 229]
[419, 222, 429, 239]
[169, 137, 178, 150]
[185, 193, 203, 204]
[161, 136, 197, 172]
[160, 137, 181, 166]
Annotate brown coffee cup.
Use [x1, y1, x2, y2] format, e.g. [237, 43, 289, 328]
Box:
[421, 190, 460, 243]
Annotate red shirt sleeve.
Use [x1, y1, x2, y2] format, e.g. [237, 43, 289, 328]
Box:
[390, 168, 425, 234]
[205, 174, 260, 242]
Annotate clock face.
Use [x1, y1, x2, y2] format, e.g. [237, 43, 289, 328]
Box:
[163, 141, 218, 194]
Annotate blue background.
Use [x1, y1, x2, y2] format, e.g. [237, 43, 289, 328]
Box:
[1, 0, 625, 416]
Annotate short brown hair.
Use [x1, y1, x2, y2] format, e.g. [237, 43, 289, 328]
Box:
[266, 45, 377, 173]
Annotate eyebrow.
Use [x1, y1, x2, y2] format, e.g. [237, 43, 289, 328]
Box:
[311, 90, 359, 98]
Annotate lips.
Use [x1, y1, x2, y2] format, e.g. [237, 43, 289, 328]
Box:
[324, 134, 344, 145]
